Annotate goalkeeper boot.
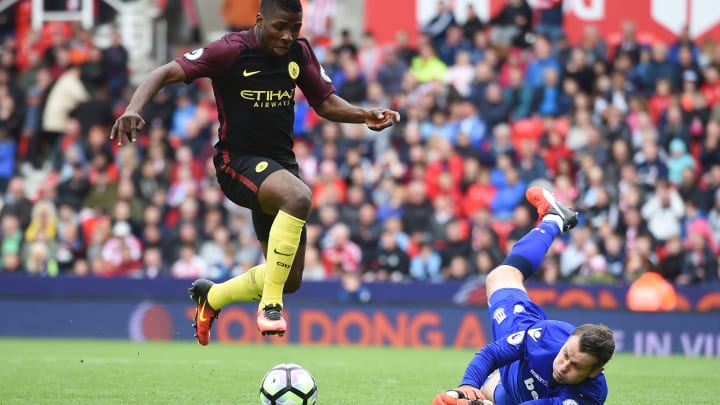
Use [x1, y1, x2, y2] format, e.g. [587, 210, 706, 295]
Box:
[526, 186, 578, 233]
[257, 304, 286, 337]
[189, 279, 220, 345]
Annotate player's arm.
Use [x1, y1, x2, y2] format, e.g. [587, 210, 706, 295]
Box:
[110, 61, 187, 146]
[460, 335, 523, 387]
[313, 93, 400, 131]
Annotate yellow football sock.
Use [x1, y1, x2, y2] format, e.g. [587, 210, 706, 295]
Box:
[207, 264, 266, 309]
[260, 210, 304, 309]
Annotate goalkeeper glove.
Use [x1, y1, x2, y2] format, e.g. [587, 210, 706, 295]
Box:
[432, 386, 492, 405]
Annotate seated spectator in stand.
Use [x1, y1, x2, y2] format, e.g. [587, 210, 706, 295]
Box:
[367, 230, 410, 282]
[641, 180, 684, 243]
[376, 45, 408, 97]
[1, 177, 32, 229]
[420, 0, 456, 49]
[489, 0, 532, 49]
[100, 220, 142, 277]
[666, 138, 696, 186]
[24, 199, 58, 245]
[531, 68, 567, 117]
[657, 235, 684, 282]
[436, 25, 473, 67]
[410, 41, 448, 83]
[491, 166, 526, 221]
[171, 242, 209, 279]
[142, 246, 169, 279]
[24, 241, 58, 276]
[321, 223, 362, 280]
[410, 238, 443, 283]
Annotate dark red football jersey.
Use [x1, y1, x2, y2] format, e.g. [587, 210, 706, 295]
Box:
[175, 29, 335, 163]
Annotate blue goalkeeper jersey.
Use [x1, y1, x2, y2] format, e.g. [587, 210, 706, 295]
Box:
[500, 320, 607, 405]
[461, 289, 609, 405]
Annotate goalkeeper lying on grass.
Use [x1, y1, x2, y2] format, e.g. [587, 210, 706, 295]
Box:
[434, 187, 615, 405]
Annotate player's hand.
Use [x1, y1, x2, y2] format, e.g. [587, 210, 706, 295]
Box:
[432, 386, 491, 405]
[364, 108, 400, 131]
[110, 110, 145, 146]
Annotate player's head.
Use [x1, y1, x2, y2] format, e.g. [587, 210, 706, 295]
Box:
[256, 0, 303, 57]
[552, 324, 615, 385]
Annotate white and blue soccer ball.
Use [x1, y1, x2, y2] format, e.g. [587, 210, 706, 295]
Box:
[259, 363, 318, 405]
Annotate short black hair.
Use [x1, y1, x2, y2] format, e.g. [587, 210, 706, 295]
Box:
[260, 0, 302, 14]
[572, 324, 615, 369]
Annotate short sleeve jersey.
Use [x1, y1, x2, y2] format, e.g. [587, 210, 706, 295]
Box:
[175, 29, 335, 163]
[503, 320, 608, 405]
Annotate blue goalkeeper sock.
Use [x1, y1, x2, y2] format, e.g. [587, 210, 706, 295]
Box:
[501, 220, 560, 280]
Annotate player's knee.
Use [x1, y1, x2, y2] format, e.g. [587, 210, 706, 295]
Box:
[486, 265, 525, 294]
[284, 182, 312, 218]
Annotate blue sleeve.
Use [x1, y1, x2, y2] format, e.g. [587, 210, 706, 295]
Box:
[460, 336, 523, 387]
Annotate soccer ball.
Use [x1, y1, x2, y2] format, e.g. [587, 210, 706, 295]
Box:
[259, 363, 318, 405]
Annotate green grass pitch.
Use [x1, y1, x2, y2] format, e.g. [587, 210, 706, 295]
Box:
[0, 338, 717, 404]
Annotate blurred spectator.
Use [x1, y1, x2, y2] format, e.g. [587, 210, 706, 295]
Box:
[657, 235, 684, 282]
[489, 0, 532, 49]
[100, 220, 142, 277]
[410, 237, 442, 282]
[421, 0, 456, 49]
[377, 45, 408, 97]
[461, 3, 485, 42]
[222, 0, 261, 32]
[525, 36, 561, 90]
[321, 223, 361, 279]
[666, 138, 696, 185]
[38, 66, 88, 167]
[24, 199, 58, 245]
[368, 229, 410, 282]
[410, 41, 448, 83]
[302, 0, 335, 48]
[170, 242, 209, 279]
[678, 229, 718, 285]
[534, 0, 564, 43]
[626, 265, 678, 311]
[641, 180, 684, 242]
[100, 28, 129, 99]
[0, 177, 32, 228]
[614, 20, 641, 64]
[24, 241, 59, 276]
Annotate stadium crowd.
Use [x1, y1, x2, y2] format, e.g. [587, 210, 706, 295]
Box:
[0, 0, 719, 289]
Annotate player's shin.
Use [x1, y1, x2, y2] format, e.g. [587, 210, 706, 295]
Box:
[207, 264, 266, 309]
[501, 221, 559, 280]
[261, 210, 304, 309]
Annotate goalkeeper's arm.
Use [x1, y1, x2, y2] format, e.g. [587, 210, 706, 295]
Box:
[460, 336, 523, 387]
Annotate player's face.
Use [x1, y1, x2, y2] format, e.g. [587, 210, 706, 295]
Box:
[551, 336, 603, 385]
[255, 8, 303, 57]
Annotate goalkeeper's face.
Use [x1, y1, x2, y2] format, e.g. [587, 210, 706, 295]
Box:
[551, 336, 603, 385]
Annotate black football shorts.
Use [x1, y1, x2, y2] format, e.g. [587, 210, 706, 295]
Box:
[214, 153, 307, 243]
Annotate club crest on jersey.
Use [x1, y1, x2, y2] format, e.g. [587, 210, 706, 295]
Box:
[256, 161, 269, 172]
[493, 308, 506, 324]
[184, 48, 204, 61]
[288, 61, 300, 80]
[562, 400, 579, 405]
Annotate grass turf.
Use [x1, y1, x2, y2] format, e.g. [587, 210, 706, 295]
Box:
[0, 339, 717, 404]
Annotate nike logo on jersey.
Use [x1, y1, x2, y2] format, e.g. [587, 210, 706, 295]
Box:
[273, 248, 293, 257]
[243, 69, 261, 77]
